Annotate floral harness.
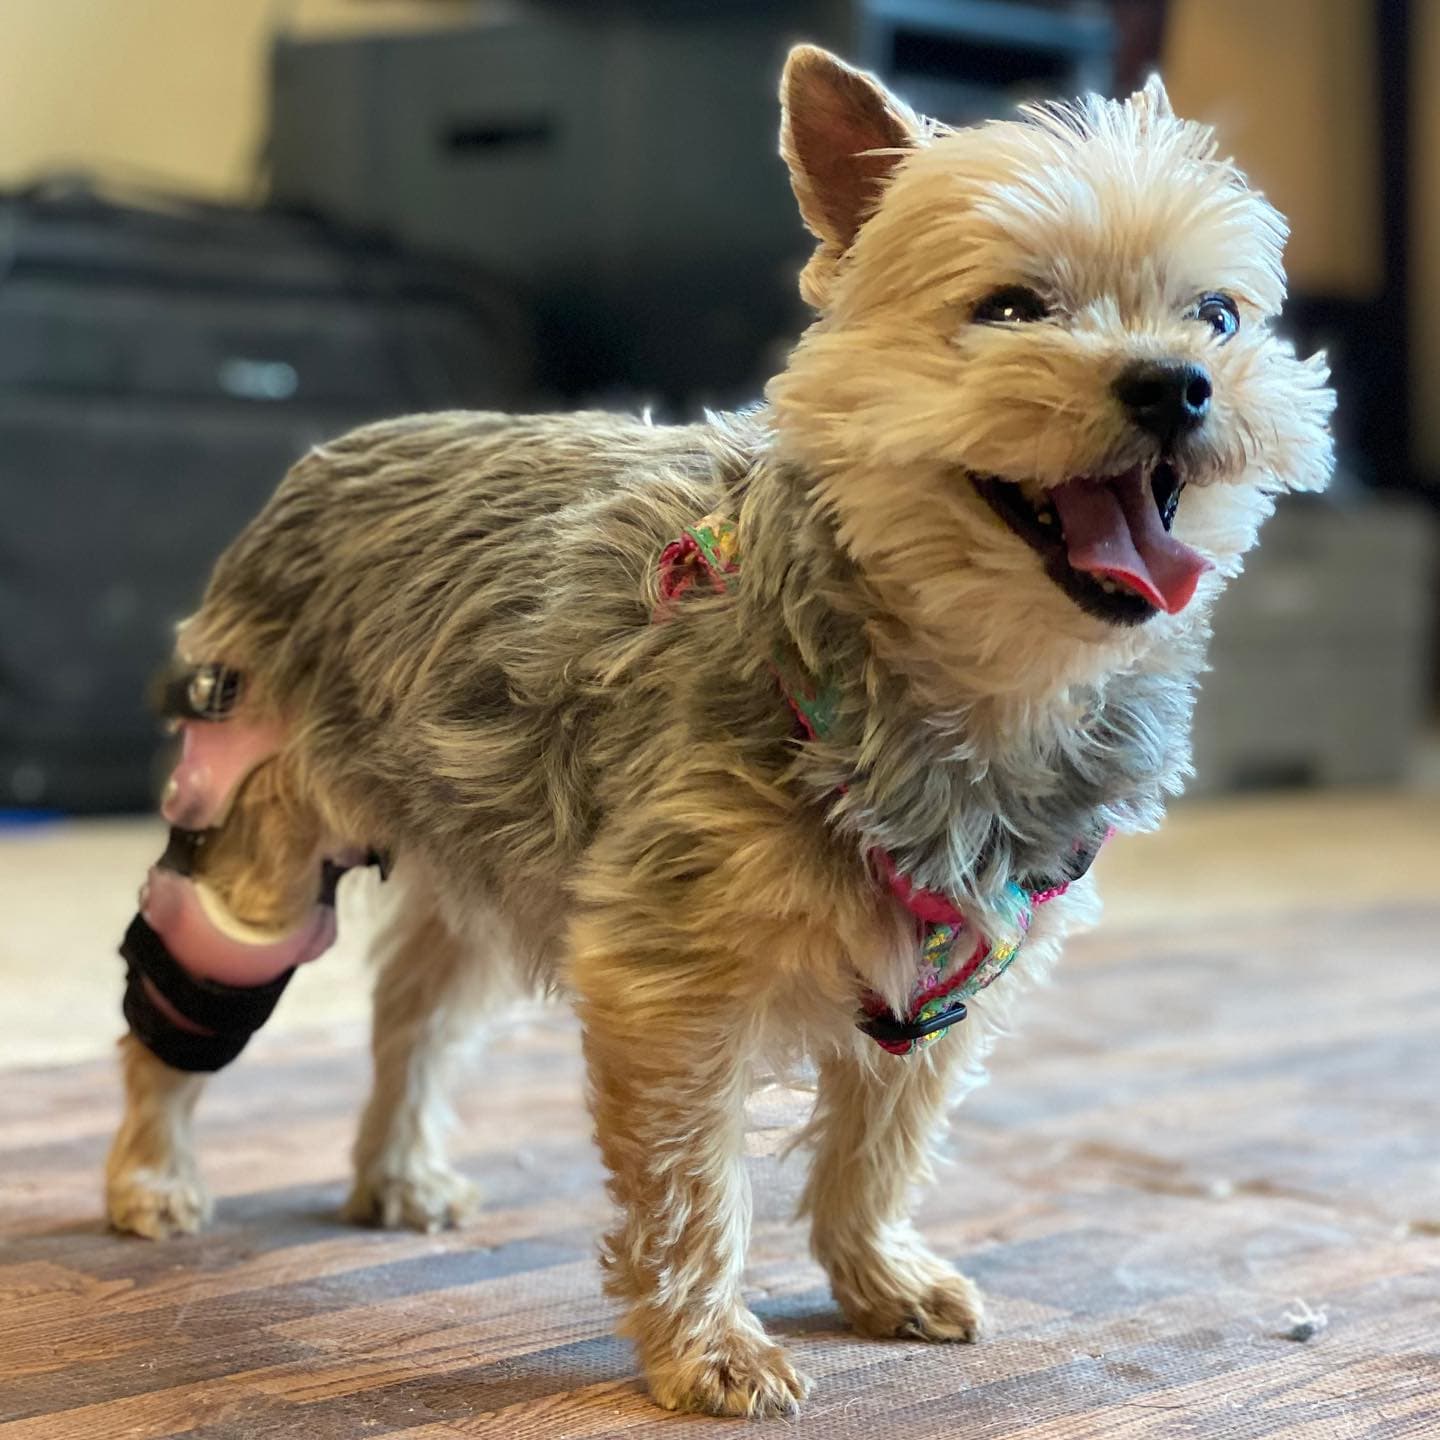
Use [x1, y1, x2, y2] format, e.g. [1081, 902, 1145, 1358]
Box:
[657, 515, 1103, 1056]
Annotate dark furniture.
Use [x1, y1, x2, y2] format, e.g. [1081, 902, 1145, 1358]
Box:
[267, 0, 1116, 407]
[0, 183, 530, 811]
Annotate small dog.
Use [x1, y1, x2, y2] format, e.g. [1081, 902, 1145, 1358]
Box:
[105, 46, 1334, 1416]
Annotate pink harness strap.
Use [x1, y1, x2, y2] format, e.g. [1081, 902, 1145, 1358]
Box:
[656, 516, 1108, 1055]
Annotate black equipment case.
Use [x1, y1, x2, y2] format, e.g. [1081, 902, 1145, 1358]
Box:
[0, 180, 532, 813]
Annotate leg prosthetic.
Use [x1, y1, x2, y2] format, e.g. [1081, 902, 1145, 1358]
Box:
[120, 664, 377, 1073]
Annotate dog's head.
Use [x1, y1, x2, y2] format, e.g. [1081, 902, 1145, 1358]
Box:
[768, 46, 1335, 698]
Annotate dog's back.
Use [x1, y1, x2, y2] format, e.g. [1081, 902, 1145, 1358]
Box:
[192, 409, 752, 694]
[181, 408, 763, 875]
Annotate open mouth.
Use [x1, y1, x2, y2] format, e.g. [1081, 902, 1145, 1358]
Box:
[972, 462, 1213, 626]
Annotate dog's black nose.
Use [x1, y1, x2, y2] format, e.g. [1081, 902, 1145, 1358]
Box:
[1112, 360, 1212, 443]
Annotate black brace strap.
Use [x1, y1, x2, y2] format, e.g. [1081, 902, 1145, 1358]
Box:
[159, 825, 208, 876]
[121, 834, 389, 1072]
[121, 914, 295, 1073]
[317, 859, 347, 907]
[160, 827, 383, 901]
[124, 653, 389, 1072]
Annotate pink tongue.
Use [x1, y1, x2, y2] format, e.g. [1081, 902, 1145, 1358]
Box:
[1048, 469, 1212, 614]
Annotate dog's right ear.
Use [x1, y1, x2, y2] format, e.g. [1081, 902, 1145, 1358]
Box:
[780, 45, 921, 306]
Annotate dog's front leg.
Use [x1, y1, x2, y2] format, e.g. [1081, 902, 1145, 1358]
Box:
[106, 1033, 213, 1238]
[802, 1044, 984, 1342]
[573, 930, 811, 1418]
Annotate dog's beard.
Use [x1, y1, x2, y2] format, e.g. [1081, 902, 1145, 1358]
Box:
[971, 460, 1212, 627]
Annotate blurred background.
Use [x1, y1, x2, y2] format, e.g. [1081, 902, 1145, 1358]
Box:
[0, 0, 1435, 814]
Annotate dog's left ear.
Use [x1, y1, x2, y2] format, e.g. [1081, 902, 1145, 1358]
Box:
[1126, 74, 1221, 163]
[1128, 73, 1175, 134]
[780, 45, 921, 306]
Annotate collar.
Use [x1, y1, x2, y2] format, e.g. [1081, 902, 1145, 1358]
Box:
[657, 514, 1103, 1055]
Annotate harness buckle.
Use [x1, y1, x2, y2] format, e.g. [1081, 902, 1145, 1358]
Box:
[857, 998, 969, 1048]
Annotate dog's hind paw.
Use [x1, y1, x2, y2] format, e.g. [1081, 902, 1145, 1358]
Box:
[836, 1259, 985, 1343]
[646, 1328, 812, 1418]
[343, 1163, 479, 1233]
[107, 1166, 213, 1239]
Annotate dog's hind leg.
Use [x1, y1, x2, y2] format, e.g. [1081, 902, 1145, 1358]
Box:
[107, 713, 329, 1238]
[800, 1044, 985, 1343]
[344, 872, 512, 1233]
[106, 1034, 214, 1238]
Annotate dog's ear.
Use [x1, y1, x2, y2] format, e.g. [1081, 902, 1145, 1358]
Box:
[1127, 73, 1218, 161]
[780, 45, 920, 305]
[1130, 73, 1175, 127]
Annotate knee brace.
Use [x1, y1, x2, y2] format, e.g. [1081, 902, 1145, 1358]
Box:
[120, 664, 383, 1073]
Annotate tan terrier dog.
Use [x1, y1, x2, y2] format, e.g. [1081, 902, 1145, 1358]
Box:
[105, 46, 1334, 1417]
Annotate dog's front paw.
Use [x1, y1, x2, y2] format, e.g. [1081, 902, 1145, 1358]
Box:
[645, 1327, 812, 1418]
[107, 1165, 213, 1239]
[829, 1247, 985, 1343]
[343, 1162, 479, 1233]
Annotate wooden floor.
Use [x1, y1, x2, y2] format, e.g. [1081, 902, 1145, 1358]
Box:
[3, 791, 1440, 1438]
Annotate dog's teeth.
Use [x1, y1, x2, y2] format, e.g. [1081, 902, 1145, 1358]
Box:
[1037, 512, 1054, 525]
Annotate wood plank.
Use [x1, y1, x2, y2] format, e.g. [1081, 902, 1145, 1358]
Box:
[2, 792, 1439, 1437]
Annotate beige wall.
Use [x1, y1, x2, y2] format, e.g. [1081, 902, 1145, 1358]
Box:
[0, 1, 1385, 283]
[1163, 0, 1380, 300]
[0, 1, 471, 199]
[0, 0, 1386, 270]
[0, 0, 1416, 461]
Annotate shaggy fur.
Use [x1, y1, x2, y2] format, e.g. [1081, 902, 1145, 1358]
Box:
[105, 47, 1334, 1417]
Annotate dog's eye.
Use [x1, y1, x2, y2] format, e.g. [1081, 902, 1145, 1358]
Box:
[973, 286, 1049, 324]
[1193, 293, 1240, 341]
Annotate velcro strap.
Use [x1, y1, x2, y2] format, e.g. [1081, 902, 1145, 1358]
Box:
[121, 912, 294, 1039]
[122, 968, 255, 1074]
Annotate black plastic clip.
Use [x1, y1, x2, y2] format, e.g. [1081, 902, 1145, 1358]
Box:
[858, 998, 969, 1047]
